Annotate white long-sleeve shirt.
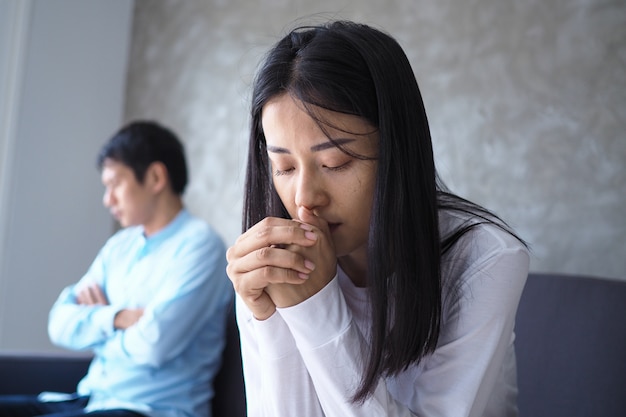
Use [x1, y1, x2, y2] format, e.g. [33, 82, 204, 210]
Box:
[237, 211, 529, 417]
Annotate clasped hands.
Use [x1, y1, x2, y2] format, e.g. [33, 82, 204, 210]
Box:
[226, 207, 337, 321]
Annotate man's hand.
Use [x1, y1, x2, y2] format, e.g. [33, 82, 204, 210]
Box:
[76, 283, 109, 305]
[114, 308, 145, 330]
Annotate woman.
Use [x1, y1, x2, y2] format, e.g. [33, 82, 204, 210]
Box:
[226, 20, 529, 417]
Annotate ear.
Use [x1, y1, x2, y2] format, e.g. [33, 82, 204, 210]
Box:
[145, 162, 169, 194]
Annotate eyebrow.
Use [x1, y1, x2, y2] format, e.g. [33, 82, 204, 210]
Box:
[267, 138, 355, 154]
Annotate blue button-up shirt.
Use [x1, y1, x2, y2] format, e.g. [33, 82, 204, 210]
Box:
[48, 209, 232, 417]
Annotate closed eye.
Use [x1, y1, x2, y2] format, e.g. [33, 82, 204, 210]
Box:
[273, 167, 294, 176]
[323, 161, 352, 172]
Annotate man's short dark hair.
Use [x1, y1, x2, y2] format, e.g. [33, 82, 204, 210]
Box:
[97, 120, 188, 195]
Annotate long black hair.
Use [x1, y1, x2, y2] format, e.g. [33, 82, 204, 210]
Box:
[243, 20, 524, 402]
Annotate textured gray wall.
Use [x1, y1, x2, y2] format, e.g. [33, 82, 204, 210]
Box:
[125, 0, 626, 280]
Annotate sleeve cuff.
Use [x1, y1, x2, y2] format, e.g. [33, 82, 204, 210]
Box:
[277, 275, 352, 351]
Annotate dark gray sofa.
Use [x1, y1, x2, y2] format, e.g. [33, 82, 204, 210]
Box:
[514, 272, 626, 417]
[2, 273, 626, 417]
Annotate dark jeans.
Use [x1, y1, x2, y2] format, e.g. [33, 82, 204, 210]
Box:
[0, 395, 146, 417]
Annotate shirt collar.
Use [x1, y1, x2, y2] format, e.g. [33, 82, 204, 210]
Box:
[138, 208, 189, 251]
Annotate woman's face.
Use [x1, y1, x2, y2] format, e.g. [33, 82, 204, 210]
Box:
[261, 94, 378, 273]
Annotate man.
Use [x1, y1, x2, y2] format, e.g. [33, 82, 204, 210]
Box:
[0, 121, 232, 417]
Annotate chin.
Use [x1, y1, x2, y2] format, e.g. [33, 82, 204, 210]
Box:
[116, 217, 130, 228]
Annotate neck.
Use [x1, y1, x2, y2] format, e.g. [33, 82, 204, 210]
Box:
[338, 251, 368, 287]
[143, 196, 184, 237]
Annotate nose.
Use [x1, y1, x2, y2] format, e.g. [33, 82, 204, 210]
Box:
[294, 167, 329, 214]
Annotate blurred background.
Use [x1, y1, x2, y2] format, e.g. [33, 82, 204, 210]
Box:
[0, 0, 624, 352]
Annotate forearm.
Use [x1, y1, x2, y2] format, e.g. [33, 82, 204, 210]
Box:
[48, 286, 118, 350]
[100, 265, 232, 366]
[238, 298, 325, 417]
[278, 278, 416, 417]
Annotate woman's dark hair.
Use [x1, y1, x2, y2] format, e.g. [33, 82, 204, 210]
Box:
[97, 120, 188, 195]
[244, 20, 524, 402]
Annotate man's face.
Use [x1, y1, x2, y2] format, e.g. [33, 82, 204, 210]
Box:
[101, 159, 156, 228]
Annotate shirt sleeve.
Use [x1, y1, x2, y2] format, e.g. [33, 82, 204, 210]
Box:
[96, 233, 232, 367]
[236, 295, 325, 417]
[48, 243, 120, 350]
[278, 278, 418, 417]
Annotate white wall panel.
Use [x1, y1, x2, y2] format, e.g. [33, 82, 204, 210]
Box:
[0, 0, 134, 352]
